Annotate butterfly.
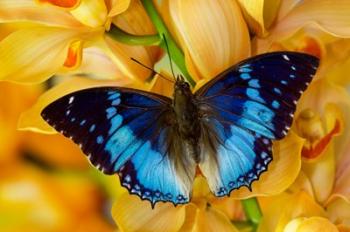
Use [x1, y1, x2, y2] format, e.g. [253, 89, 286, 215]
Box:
[41, 52, 319, 207]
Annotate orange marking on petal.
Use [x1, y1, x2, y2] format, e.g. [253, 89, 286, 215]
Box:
[297, 37, 322, 59]
[64, 41, 82, 68]
[38, 0, 79, 8]
[302, 120, 341, 159]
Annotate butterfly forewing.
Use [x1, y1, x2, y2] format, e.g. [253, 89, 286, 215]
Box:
[195, 52, 319, 196]
[41, 87, 195, 206]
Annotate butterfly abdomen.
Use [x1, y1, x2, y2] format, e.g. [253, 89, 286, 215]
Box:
[173, 78, 202, 163]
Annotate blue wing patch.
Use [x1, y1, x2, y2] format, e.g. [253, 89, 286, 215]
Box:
[41, 87, 195, 206]
[196, 52, 319, 195]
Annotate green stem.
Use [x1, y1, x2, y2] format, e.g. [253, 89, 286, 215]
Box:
[141, 0, 195, 86]
[232, 221, 254, 231]
[107, 25, 161, 46]
[242, 198, 262, 226]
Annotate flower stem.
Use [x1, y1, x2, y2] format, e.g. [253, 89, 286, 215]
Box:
[242, 198, 262, 226]
[232, 221, 254, 231]
[107, 25, 161, 46]
[141, 0, 195, 86]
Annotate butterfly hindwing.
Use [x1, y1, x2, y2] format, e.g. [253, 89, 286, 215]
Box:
[41, 87, 195, 206]
[196, 52, 319, 196]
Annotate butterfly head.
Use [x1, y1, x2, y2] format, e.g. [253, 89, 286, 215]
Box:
[174, 75, 191, 96]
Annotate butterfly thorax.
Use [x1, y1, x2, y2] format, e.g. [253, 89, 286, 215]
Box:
[173, 77, 201, 163]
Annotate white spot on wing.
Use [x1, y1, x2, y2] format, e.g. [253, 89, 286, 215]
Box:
[283, 55, 290, 61]
[69, 96, 74, 104]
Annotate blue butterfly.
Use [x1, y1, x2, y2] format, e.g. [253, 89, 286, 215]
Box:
[41, 52, 319, 207]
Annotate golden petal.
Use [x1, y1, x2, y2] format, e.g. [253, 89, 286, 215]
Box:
[112, 193, 186, 232]
[302, 145, 336, 203]
[102, 0, 161, 82]
[283, 217, 338, 232]
[0, 27, 81, 84]
[70, 0, 108, 27]
[272, 0, 350, 39]
[59, 46, 126, 80]
[169, 0, 250, 80]
[326, 196, 350, 226]
[296, 79, 350, 161]
[237, 0, 281, 36]
[258, 192, 327, 232]
[36, 0, 80, 8]
[0, 0, 83, 27]
[330, 139, 350, 202]
[108, 0, 131, 17]
[190, 207, 239, 232]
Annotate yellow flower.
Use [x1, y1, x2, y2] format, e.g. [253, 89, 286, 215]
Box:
[258, 191, 342, 232]
[0, 0, 159, 83]
[166, 0, 251, 82]
[6, 1, 350, 231]
[239, 0, 350, 53]
[0, 163, 114, 232]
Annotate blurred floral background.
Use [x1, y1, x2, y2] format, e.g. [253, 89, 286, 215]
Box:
[1, 0, 350, 231]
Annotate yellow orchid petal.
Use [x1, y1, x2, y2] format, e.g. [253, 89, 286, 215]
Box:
[326, 196, 350, 226]
[210, 197, 245, 221]
[190, 207, 239, 232]
[36, 0, 80, 9]
[272, 0, 350, 39]
[59, 46, 125, 80]
[278, 31, 325, 59]
[112, 193, 186, 232]
[331, 140, 350, 202]
[102, 36, 159, 83]
[23, 132, 88, 168]
[178, 203, 198, 231]
[295, 104, 343, 160]
[0, 0, 83, 27]
[276, 0, 302, 22]
[338, 225, 350, 232]
[302, 144, 335, 203]
[169, 0, 250, 80]
[108, 0, 131, 17]
[283, 217, 338, 232]
[324, 39, 350, 86]
[258, 192, 327, 232]
[18, 76, 132, 133]
[0, 82, 42, 164]
[101, 0, 160, 82]
[148, 73, 175, 98]
[63, 40, 83, 69]
[237, 0, 281, 37]
[0, 164, 113, 232]
[230, 132, 304, 198]
[70, 0, 108, 27]
[0, 27, 81, 84]
[296, 79, 350, 159]
[288, 171, 315, 198]
[192, 176, 211, 200]
[294, 103, 343, 203]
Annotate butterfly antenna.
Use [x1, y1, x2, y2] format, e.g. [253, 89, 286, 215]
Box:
[162, 34, 176, 79]
[130, 57, 175, 83]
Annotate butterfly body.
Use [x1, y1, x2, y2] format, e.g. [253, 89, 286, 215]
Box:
[42, 52, 319, 207]
[173, 76, 202, 163]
